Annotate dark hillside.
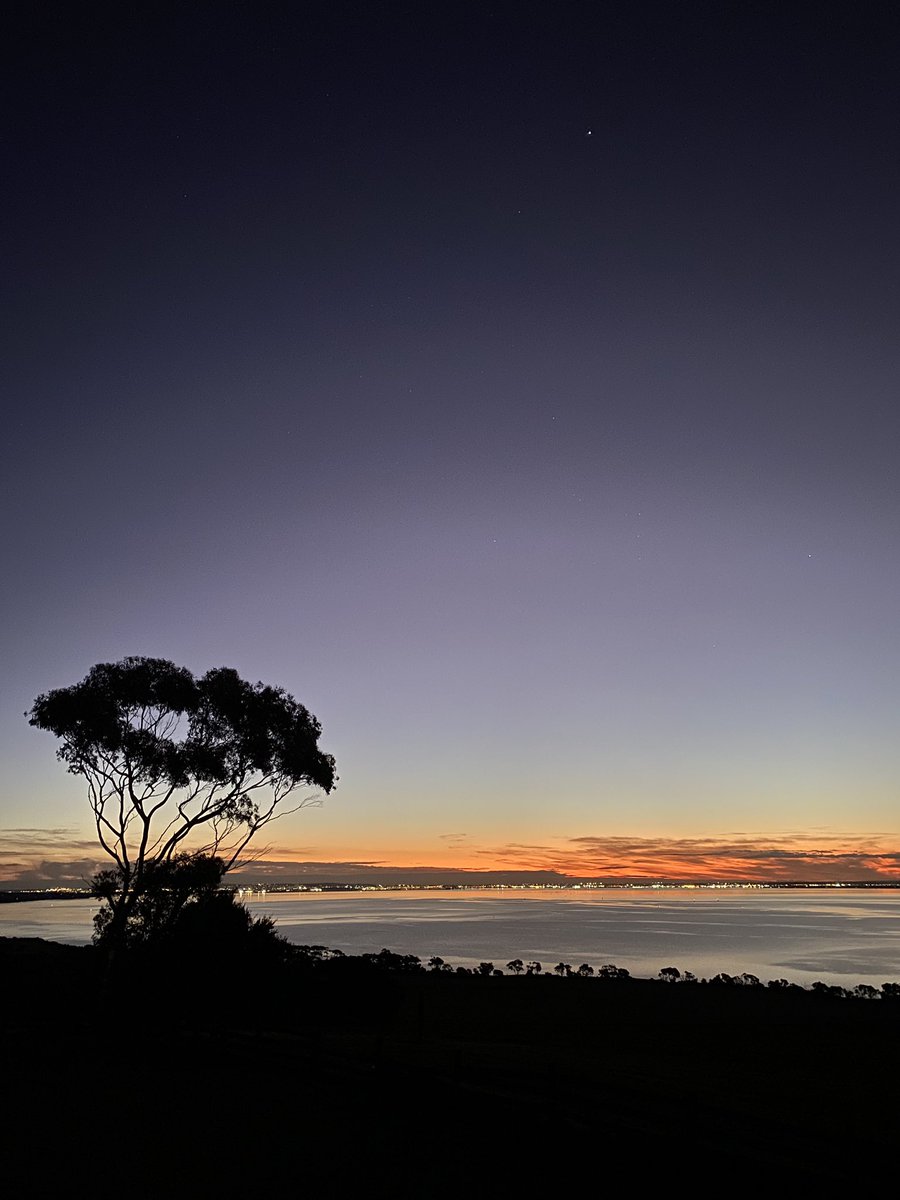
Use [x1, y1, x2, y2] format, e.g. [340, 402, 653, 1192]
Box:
[2, 938, 897, 1194]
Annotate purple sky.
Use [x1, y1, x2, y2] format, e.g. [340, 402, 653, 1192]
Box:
[2, 3, 899, 886]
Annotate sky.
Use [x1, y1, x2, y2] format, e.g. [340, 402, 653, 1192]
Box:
[2, 2, 900, 887]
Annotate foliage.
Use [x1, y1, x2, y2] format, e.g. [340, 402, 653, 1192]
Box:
[811, 981, 847, 998]
[361, 948, 424, 973]
[28, 656, 335, 950]
[90, 851, 294, 973]
[597, 963, 630, 979]
[854, 984, 879, 1000]
[294, 944, 346, 963]
[164, 889, 294, 968]
[91, 851, 224, 948]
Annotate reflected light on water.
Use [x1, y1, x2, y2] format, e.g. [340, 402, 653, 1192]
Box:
[4, 887, 900, 987]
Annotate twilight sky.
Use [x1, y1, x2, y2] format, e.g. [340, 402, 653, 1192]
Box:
[3, 2, 900, 886]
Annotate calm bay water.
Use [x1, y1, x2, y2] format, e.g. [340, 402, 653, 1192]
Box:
[4, 887, 900, 988]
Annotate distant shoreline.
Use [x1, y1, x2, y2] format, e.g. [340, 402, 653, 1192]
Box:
[4, 879, 900, 903]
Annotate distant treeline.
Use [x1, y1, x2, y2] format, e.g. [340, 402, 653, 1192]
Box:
[292, 943, 900, 1000]
[0, 890, 92, 903]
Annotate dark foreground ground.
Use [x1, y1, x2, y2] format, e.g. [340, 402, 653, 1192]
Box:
[2, 937, 898, 1195]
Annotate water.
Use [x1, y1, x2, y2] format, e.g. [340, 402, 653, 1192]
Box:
[3, 887, 900, 988]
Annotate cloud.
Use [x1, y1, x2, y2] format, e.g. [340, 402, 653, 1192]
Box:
[0, 828, 96, 851]
[438, 832, 470, 848]
[0, 828, 105, 886]
[472, 832, 900, 882]
[4, 827, 900, 889]
[3, 859, 103, 889]
[227, 860, 565, 886]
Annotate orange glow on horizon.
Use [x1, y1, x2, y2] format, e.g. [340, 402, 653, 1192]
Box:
[4, 830, 900, 888]
[250, 832, 900, 883]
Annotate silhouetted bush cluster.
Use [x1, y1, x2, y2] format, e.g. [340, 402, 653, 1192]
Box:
[282, 944, 900, 1000]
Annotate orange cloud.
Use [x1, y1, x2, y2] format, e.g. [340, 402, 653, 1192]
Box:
[471, 833, 900, 882]
[6, 827, 900, 889]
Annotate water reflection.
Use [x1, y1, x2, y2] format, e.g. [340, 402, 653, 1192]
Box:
[2, 888, 899, 987]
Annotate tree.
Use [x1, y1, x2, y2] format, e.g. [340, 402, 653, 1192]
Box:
[362, 949, 423, 973]
[506, 958, 524, 975]
[28, 656, 336, 949]
[295, 944, 344, 963]
[91, 850, 224, 948]
[811, 981, 847, 999]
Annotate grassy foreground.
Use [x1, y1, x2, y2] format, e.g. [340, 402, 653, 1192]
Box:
[2, 936, 898, 1194]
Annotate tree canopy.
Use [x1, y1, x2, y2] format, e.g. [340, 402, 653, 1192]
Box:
[28, 656, 336, 946]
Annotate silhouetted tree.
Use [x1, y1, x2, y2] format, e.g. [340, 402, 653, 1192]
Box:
[507, 958, 524, 975]
[597, 964, 629, 979]
[87, 851, 296, 987]
[659, 966, 681, 982]
[575, 963, 594, 978]
[91, 851, 223, 948]
[854, 984, 879, 1000]
[428, 956, 451, 972]
[363, 949, 423, 973]
[767, 977, 803, 992]
[28, 656, 335, 950]
[164, 886, 293, 970]
[554, 962, 571, 977]
[525, 961, 542, 975]
[295, 944, 344, 963]
[811, 981, 847, 998]
[475, 962, 495, 976]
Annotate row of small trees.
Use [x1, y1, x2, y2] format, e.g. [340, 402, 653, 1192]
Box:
[656, 964, 899, 999]
[426, 957, 632, 979]
[292, 947, 900, 998]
